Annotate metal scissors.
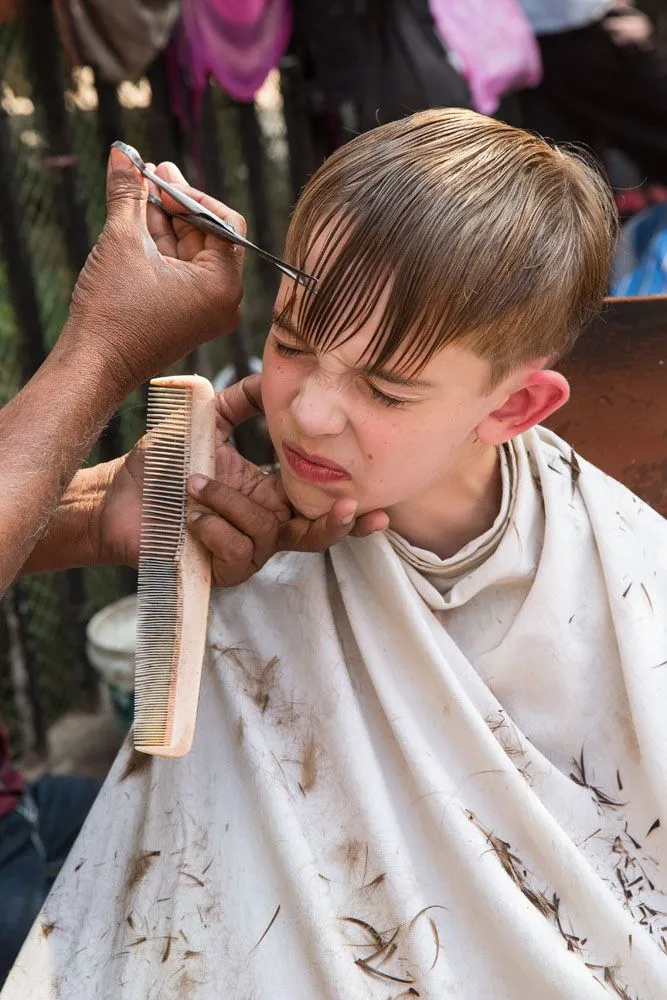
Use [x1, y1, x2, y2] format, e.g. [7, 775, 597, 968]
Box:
[111, 140, 316, 292]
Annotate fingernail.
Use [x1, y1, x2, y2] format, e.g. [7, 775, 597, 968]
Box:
[188, 474, 209, 493]
[188, 511, 203, 524]
[108, 145, 125, 171]
[340, 504, 358, 525]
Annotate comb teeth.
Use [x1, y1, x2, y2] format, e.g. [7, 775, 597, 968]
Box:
[134, 385, 192, 748]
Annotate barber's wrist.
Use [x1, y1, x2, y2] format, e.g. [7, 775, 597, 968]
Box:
[20, 462, 111, 575]
[52, 318, 142, 407]
[57, 456, 132, 570]
[72, 461, 117, 566]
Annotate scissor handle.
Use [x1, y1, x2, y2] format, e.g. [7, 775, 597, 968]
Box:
[116, 140, 317, 292]
[147, 193, 316, 292]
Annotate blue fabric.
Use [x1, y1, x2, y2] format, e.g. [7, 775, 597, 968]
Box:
[0, 774, 102, 986]
[612, 203, 667, 297]
[517, 0, 612, 35]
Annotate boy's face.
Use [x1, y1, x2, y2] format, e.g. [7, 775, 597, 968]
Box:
[261, 279, 523, 520]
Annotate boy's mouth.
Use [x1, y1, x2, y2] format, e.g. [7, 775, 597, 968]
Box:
[282, 442, 351, 484]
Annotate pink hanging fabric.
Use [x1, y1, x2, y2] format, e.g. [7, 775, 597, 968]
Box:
[428, 0, 542, 115]
[179, 0, 292, 103]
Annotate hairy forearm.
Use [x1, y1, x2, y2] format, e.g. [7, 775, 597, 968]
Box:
[0, 331, 123, 594]
[20, 463, 112, 576]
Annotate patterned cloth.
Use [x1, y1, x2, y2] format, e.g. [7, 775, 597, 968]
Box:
[429, 0, 542, 113]
[179, 0, 292, 103]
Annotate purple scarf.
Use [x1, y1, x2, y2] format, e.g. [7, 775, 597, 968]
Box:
[180, 0, 292, 102]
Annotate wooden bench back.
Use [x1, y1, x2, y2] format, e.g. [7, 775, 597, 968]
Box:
[546, 296, 667, 515]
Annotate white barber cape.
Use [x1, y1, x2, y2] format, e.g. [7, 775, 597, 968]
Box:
[5, 427, 667, 1000]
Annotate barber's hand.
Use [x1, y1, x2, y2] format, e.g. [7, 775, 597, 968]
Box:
[62, 148, 245, 399]
[187, 376, 389, 587]
[97, 376, 389, 587]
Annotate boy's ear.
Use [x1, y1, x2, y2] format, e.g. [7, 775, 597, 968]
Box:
[476, 370, 570, 446]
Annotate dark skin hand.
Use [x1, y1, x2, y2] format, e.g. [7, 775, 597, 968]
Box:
[96, 375, 389, 588]
[20, 158, 389, 587]
[67, 154, 248, 395]
[0, 151, 250, 595]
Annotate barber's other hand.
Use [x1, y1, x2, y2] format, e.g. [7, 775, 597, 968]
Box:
[63, 149, 245, 398]
[97, 376, 388, 587]
[186, 376, 389, 587]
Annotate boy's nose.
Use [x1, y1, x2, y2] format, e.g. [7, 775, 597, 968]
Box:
[290, 374, 347, 438]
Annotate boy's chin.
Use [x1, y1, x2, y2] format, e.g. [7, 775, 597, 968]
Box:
[280, 477, 347, 521]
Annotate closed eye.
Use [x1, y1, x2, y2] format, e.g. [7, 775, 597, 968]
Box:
[272, 329, 411, 407]
[367, 383, 408, 408]
[272, 334, 309, 358]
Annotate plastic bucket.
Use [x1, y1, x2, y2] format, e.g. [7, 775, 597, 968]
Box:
[86, 594, 137, 736]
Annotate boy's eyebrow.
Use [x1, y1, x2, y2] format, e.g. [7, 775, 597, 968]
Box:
[358, 364, 436, 389]
[271, 310, 436, 389]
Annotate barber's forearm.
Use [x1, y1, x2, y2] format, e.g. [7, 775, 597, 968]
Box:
[20, 463, 111, 576]
[0, 329, 124, 594]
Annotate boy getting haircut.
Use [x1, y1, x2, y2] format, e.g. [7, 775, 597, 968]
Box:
[13, 110, 667, 1000]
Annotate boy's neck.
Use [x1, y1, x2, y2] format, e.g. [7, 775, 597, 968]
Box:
[387, 442, 503, 560]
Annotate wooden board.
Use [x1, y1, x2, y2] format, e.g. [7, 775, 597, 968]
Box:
[547, 296, 667, 515]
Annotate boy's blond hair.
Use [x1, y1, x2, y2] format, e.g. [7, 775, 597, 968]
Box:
[283, 108, 618, 387]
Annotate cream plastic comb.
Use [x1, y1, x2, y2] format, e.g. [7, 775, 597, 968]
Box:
[134, 375, 215, 757]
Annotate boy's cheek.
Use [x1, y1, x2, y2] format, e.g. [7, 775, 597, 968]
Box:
[257, 375, 284, 434]
[261, 366, 296, 422]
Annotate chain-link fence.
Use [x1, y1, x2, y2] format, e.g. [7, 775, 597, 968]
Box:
[4, 1, 666, 765]
[0, 6, 300, 762]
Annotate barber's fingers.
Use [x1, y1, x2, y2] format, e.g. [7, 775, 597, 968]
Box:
[352, 509, 390, 537]
[214, 376, 264, 441]
[279, 499, 390, 552]
[187, 476, 278, 577]
[151, 162, 247, 262]
[276, 498, 358, 553]
[187, 468, 390, 580]
[145, 161, 179, 259]
[105, 145, 149, 236]
[155, 161, 247, 235]
[189, 516, 258, 588]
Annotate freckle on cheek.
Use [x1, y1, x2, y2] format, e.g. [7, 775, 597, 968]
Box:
[367, 453, 373, 460]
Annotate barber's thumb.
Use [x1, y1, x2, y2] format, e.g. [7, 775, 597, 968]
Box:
[105, 145, 148, 224]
